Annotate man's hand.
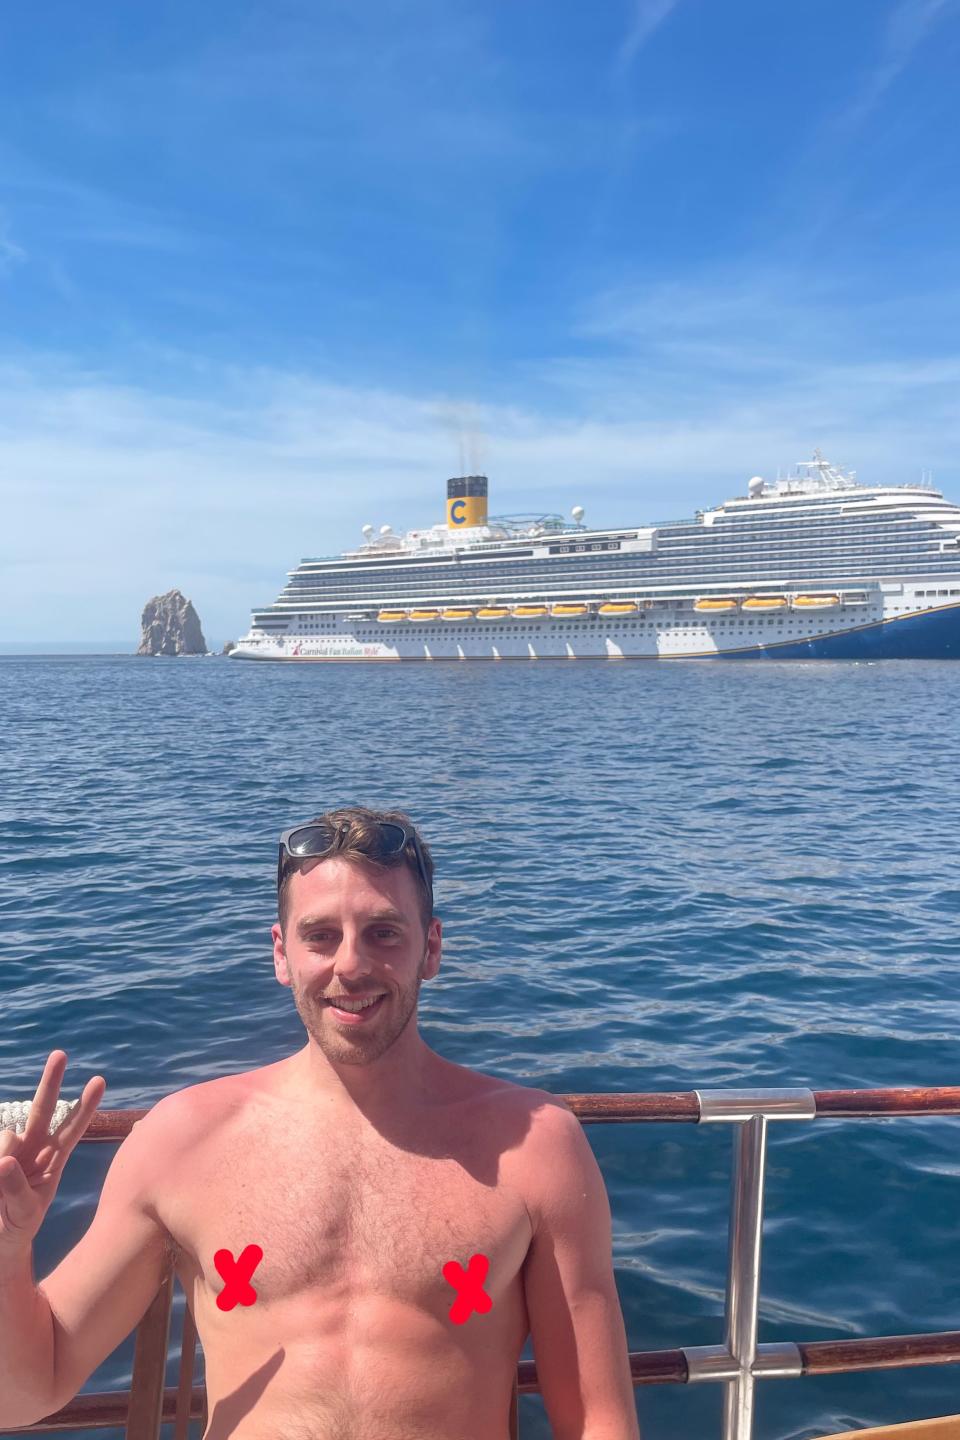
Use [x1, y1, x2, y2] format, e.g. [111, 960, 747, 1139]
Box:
[0, 1051, 106, 1253]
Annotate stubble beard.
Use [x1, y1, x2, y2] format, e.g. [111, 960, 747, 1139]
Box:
[293, 952, 427, 1063]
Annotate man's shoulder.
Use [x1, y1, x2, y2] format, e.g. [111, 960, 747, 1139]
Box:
[503, 1080, 570, 1117]
[485, 1071, 569, 1111]
[451, 1064, 567, 1114]
[140, 1073, 240, 1145]
[468, 1074, 574, 1163]
[139, 1075, 245, 1264]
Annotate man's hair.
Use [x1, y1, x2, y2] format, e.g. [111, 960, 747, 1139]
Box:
[278, 806, 435, 936]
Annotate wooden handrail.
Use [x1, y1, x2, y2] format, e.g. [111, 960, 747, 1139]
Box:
[11, 1329, 960, 1431]
[798, 1333, 960, 1376]
[73, 1085, 960, 1142]
[4, 1388, 206, 1434]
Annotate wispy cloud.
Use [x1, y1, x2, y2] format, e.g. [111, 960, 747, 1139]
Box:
[614, 0, 682, 75]
[575, 263, 960, 357]
[0, 216, 26, 273]
[833, 0, 957, 133]
[0, 145, 203, 254]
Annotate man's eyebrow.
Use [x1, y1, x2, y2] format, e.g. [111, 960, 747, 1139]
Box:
[297, 909, 408, 935]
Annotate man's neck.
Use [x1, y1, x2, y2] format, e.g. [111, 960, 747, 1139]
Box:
[294, 1044, 445, 1123]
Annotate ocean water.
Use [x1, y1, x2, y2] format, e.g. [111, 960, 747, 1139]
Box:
[2, 654, 960, 1440]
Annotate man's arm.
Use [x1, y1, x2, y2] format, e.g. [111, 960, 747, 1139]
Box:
[39, 1093, 182, 1416]
[521, 1099, 641, 1440]
[0, 1241, 57, 1428]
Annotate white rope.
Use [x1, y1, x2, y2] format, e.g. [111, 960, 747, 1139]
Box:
[0, 1099, 80, 1137]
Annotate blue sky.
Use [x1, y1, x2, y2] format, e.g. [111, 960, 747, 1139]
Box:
[2, 0, 959, 646]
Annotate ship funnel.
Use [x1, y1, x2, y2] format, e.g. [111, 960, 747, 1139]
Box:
[447, 475, 488, 530]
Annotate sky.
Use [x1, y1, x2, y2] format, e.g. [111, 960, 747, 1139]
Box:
[2, 0, 959, 647]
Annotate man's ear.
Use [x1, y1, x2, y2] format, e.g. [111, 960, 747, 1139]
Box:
[272, 922, 289, 983]
[423, 916, 442, 980]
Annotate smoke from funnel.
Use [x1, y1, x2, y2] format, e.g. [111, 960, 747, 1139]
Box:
[437, 402, 488, 480]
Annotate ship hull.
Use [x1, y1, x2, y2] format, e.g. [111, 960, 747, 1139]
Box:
[228, 602, 960, 661]
[720, 601, 960, 660]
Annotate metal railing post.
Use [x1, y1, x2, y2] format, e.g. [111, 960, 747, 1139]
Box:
[722, 1114, 768, 1440]
[692, 1088, 816, 1440]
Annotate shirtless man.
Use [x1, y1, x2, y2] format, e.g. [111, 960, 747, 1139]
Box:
[0, 806, 641, 1440]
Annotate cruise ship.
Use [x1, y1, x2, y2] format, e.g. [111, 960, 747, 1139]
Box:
[229, 453, 960, 661]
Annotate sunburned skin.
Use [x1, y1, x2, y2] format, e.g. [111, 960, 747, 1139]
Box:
[212, 1239, 493, 1323]
[156, 1058, 548, 1440]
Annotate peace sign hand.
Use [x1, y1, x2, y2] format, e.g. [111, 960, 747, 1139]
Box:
[0, 1051, 106, 1255]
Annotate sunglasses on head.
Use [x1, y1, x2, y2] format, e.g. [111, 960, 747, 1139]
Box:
[277, 819, 433, 913]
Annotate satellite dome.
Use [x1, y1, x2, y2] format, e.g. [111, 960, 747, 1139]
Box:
[380, 524, 393, 536]
[572, 505, 585, 522]
[748, 477, 765, 498]
[362, 524, 374, 538]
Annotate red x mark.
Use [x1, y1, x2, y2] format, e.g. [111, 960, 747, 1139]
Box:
[214, 1244, 264, 1311]
[442, 1252, 492, 1325]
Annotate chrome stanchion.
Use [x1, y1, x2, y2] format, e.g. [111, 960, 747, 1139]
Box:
[723, 1114, 767, 1439]
[693, 1089, 816, 1440]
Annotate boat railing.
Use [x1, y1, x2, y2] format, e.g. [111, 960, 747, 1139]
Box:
[8, 1084, 960, 1440]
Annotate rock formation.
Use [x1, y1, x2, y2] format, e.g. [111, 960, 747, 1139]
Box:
[137, 590, 208, 656]
[222, 640, 237, 655]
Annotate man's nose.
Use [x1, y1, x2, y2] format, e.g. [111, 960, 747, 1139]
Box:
[331, 930, 374, 977]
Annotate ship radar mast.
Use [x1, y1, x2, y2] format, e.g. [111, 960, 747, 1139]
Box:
[757, 450, 859, 498]
[790, 449, 858, 491]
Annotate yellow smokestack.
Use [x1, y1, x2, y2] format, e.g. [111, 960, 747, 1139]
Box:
[447, 475, 488, 530]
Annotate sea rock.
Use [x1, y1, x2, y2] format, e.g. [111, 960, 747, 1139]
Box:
[137, 590, 207, 656]
[222, 640, 237, 655]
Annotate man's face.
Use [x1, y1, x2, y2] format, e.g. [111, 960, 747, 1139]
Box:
[272, 855, 441, 1066]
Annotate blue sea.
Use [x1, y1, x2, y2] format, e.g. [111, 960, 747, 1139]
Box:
[3, 654, 960, 1440]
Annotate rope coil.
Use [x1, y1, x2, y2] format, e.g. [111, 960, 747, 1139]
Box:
[0, 1098, 80, 1136]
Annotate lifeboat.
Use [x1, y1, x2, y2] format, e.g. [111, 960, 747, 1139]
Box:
[442, 608, 475, 621]
[598, 602, 638, 615]
[551, 603, 589, 617]
[695, 597, 739, 612]
[377, 610, 407, 622]
[476, 606, 511, 619]
[742, 596, 788, 611]
[409, 609, 441, 621]
[512, 605, 548, 617]
[791, 594, 840, 609]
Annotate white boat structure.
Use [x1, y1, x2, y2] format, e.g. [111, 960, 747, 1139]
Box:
[229, 453, 960, 661]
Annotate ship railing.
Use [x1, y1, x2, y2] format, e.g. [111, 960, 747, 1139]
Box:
[8, 1085, 960, 1440]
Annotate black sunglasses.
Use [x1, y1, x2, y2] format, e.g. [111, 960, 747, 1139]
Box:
[277, 819, 433, 913]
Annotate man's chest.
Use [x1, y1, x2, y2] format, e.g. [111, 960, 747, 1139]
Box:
[160, 1112, 536, 1331]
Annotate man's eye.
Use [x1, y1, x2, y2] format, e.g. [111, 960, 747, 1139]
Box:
[374, 929, 400, 940]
